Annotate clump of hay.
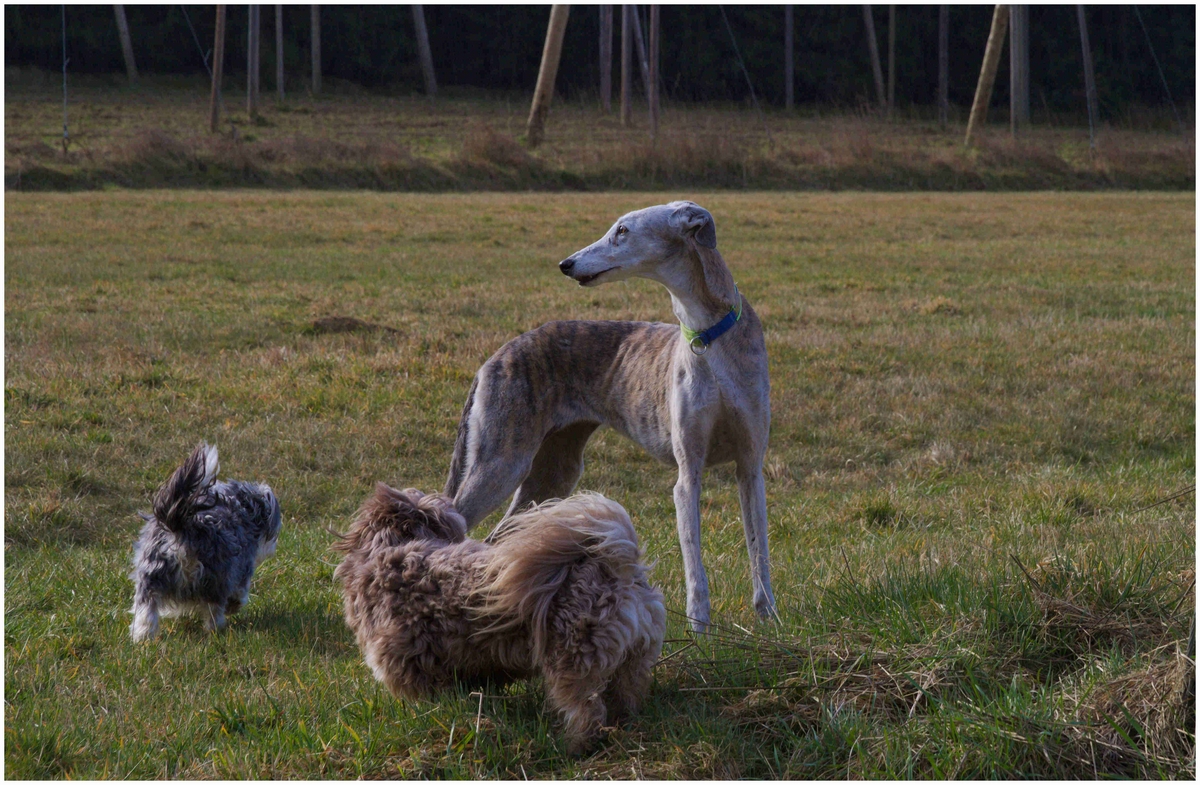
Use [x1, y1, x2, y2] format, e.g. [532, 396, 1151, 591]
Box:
[658, 612, 962, 728]
[1062, 633, 1194, 774]
[1015, 554, 1172, 655]
[458, 125, 535, 170]
[762, 455, 794, 486]
[125, 129, 193, 165]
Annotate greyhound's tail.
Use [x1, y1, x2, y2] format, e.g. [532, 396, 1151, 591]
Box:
[474, 493, 652, 662]
[443, 374, 479, 499]
[152, 443, 219, 533]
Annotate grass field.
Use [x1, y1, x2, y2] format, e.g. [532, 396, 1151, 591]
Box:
[5, 72, 1195, 191]
[5, 190, 1195, 778]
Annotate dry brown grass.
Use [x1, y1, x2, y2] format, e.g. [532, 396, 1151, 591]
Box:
[5, 72, 1194, 190]
[1071, 647, 1195, 768]
[458, 124, 535, 170]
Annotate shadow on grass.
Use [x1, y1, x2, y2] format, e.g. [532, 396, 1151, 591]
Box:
[238, 606, 355, 658]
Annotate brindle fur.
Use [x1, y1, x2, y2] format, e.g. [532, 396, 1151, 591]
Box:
[445, 201, 775, 631]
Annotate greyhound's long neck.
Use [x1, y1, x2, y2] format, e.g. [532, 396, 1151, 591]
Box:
[664, 246, 740, 332]
[669, 292, 729, 333]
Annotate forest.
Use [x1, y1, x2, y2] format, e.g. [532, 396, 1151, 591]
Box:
[5, 5, 1195, 114]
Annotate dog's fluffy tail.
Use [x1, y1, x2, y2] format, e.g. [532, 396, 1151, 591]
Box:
[475, 493, 648, 661]
[152, 442, 219, 533]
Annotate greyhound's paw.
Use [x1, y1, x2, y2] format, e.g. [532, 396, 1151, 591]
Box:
[685, 610, 712, 634]
[754, 594, 779, 623]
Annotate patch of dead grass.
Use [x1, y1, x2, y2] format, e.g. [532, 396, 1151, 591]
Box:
[457, 124, 534, 170]
[5, 77, 1193, 190]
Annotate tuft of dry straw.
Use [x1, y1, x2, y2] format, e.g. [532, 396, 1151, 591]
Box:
[457, 125, 535, 171]
[658, 610, 964, 726]
[1063, 636, 1195, 773]
[1013, 554, 1170, 655]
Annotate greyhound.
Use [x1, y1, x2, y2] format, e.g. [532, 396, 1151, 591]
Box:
[444, 200, 775, 631]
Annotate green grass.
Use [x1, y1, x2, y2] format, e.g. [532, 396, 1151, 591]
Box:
[5, 191, 1194, 778]
[5, 72, 1195, 191]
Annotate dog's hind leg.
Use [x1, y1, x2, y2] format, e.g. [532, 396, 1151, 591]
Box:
[447, 378, 542, 528]
[129, 593, 161, 641]
[736, 459, 777, 621]
[505, 422, 599, 517]
[453, 450, 535, 530]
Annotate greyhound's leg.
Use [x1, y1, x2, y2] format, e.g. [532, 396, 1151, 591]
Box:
[505, 422, 600, 516]
[736, 459, 777, 621]
[452, 447, 536, 530]
[673, 462, 710, 632]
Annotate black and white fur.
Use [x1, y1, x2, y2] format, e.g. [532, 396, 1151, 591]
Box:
[129, 443, 281, 641]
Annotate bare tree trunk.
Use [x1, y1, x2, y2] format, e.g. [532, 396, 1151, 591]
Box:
[253, 6, 262, 108]
[114, 5, 137, 82]
[887, 4, 895, 119]
[621, 5, 632, 126]
[247, 5, 260, 119]
[784, 5, 794, 110]
[310, 5, 321, 95]
[209, 5, 227, 132]
[1077, 4, 1098, 148]
[62, 5, 69, 155]
[526, 5, 571, 147]
[1010, 4, 1029, 134]
[938, 5, 949, 126]
[276, 5, 284, 102]
[630, 6, 651, 98]
[965, 4, 1010, 146]
[412, 5, 437, 98]
[649, 4, 659, 140]
[862, 6, 885, 112]
[600, 5, 613, 112]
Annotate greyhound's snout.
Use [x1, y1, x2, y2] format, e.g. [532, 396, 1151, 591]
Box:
[559, 257, 576, 275]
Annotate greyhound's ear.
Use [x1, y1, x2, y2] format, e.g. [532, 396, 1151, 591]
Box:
[670, 202, 717, 249]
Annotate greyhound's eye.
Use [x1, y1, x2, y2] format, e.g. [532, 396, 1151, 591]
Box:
[616, 225, 628, 237]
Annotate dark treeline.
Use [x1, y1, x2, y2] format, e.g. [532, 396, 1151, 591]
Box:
[5, 5, 1194, 115]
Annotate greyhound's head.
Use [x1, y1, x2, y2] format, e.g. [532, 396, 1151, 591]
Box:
[558, 201, 717, 287]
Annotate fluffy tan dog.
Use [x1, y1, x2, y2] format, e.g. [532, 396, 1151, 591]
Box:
[333, 484, 666, 753]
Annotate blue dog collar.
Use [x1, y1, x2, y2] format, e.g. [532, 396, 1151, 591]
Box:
[680, 287, 743, 355]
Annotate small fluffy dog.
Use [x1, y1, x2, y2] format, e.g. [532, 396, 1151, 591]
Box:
[334, 485, 666, 753]
[129, 443, 281, 641]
